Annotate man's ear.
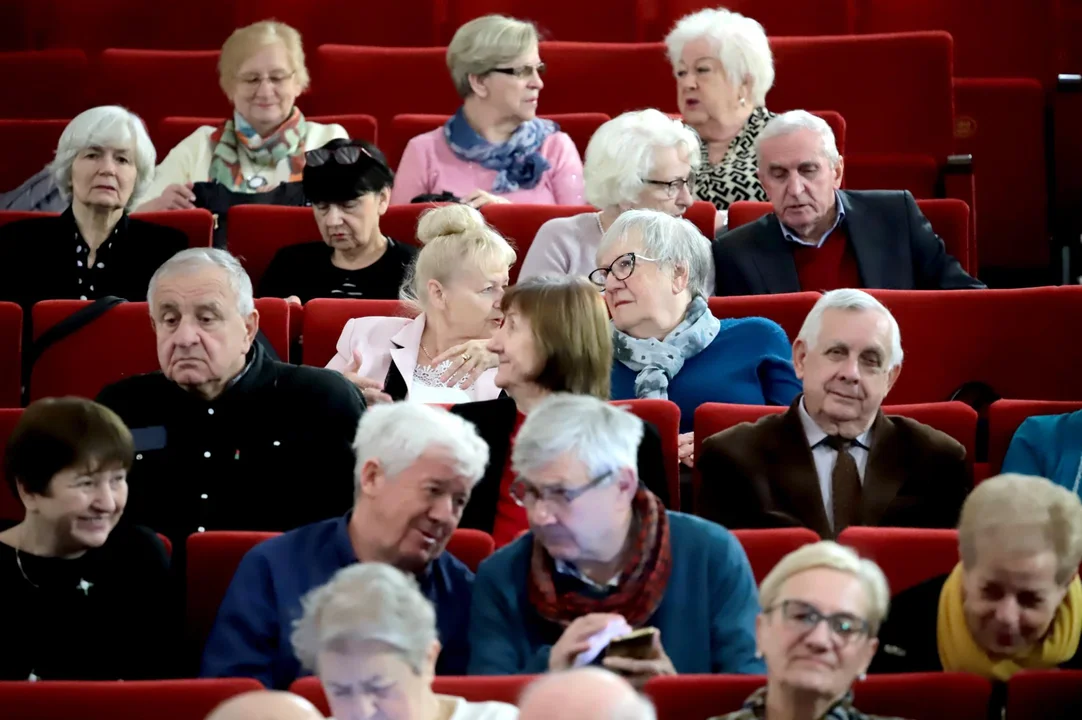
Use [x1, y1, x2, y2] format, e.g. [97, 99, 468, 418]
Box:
[885, 362, 901, 393]
[421, 639, 441, 684]
[832, 156, 845, 189]
[243, 309, 261, 349]
[792, 339, 808, 380]
[358, 458, 384, 498]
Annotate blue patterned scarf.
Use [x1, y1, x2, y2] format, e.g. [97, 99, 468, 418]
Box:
[442, 107, 557, 193]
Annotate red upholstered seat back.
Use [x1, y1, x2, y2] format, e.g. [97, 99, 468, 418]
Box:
[612, 398, 682, 509]
[302, 298, 415, 368]
[1, 50, 88, 119]
[479, 204, 594, 282]
[228, 206, 320, 291]
[837, 527, 959, 594]
[0, 302, 21, 410]
[707, 292, 820, 343]
[131, 210, 215, 248]
[0, 408, 26, 523]
[237, 0, 445, 48]
[732, 528, 820, 583]
[987, 399, 1082, 475]
[656, 0, 853, 38]
[0, 119, 68, 192]
[445, 528, 496, 572]
[1005, 670, 1082, 720]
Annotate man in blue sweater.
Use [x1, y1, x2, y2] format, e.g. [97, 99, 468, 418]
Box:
[468, 394, 764, 684]
[200, 402, 490, 689]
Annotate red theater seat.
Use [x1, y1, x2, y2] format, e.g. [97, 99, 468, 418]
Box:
[446, 0, 643, 42]
[0, 119, 67, 193]
[479, 204, 594, 281]
[2, 49, 88, 119]
[653, 0, 853, 39]
[707, 291, 820, 343]
[732, 528, 820, 583]
[131, 210, 215, 248]
[987, 399, 1082, 476]
[0, 302, 21, 409]
[646, 675, 765, 720]
[1006, 670, 1082, 720]
[538, 42, 674, 116]
[837, 527, 959, 594]
[0, 678, 264, 720]
[156, 115, 378, 158]
[301, 298, 413, 367]
[93, 50, 229, 129]
[612, 398, 681, 509]
[237, 0, 445, 47]
[291, 675, 534, 716]
[0, 408, 26, 523]
[445, 528, 496, 572]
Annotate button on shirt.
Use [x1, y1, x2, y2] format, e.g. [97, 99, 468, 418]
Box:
[797, 397, 872, 533]
[780, 191, 847, 248]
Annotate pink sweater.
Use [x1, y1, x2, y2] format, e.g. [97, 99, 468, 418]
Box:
[389, 128, 585, 206]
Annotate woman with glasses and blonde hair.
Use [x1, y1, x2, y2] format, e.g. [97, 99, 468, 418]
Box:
[137, 20, 347, 211]
[596, 209, 800, 467]
[519, 109, 701, 281]
[390, 14, 584, 208]
[710, 541, 897, 720]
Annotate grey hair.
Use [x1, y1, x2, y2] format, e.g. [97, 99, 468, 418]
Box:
[446, 14, 540, 99]
[584, 109, 701, 209]
[352, 402, 489, 490]
[796, 289, 903, 370]
[664, 7, 775, 107]
[512, 394, 643, 481]
[49, 105, 157, 211]
[754, 110, 842, 168]
[597, 208, 714, 298]
[610, 691, 657, 720]
[291, 563, 436, 674]
[759, 541, 891, 634]
[148, 248, 255, 317]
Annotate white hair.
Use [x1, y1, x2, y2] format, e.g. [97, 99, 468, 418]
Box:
[291, 563, 436, 674]
[148, 248, 255, 317]
[520, 668, 657, 720]
[664, 7, 775, 107]
[760, 541, 891, 633]
[797, 289, 903, 370]
[512, 394, 643, 480]
[610, 691, 657, 720]
[352, 402, 489, 490]
[49, 105, 157, 211]
[584, 109, 701, 209]
[755, 110, 841, 168]
[597, 208, 714, 298]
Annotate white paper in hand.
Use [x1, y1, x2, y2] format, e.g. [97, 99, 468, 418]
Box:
[571, 617, 633, 668]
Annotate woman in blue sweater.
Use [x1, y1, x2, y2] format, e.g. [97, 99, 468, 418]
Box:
[1003, 408, 1082, 497]
[591, 209, 801, 467]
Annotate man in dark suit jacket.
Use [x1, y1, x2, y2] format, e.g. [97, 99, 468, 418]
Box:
[698, 288, 968, 537]
[712, 110, 984, 295]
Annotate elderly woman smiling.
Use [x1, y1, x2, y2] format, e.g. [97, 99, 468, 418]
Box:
[666, 8, 776, 213]
[596, 209, 800, 465]
[391, 14, 584, 208]
[519, 109, 700, 280]
[711, 541, 894, 720]
[872, 473, 1082, 678]
[292, 562, 518, 720]
[137, 20, 347, 211]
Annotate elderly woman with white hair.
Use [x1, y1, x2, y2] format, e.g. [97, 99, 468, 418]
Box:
[519, 109, 700, 280]
[293, 563, 518, 720]
[872, 473, 1082, 679]
[595, 209, 800, 466]
[0, 105, 187, 319]
[391, 14, 584, 208]
[710, 541, 896, 720]
[665, 7, 776, 212]
[137, 20, 347, 211]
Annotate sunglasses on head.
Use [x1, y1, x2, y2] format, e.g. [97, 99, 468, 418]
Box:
[305, 143, 380, 169]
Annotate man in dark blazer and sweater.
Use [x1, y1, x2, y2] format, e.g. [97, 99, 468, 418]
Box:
[698, 289, 969, 537]
[713, 110, 984, 295]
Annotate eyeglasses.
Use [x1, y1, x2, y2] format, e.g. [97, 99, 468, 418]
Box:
[588, 252, 659, 288]
[642, 174, 696, 198]
[236, 71, 296, 92]
[509, 469, 615, 509]
[489, 63, 547, 79]
[305, 143, 376, 168]
[765, 600, 872, 645]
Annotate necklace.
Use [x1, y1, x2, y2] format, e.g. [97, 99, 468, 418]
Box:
[595, 211, 605, 235]
[420, 342, 435, 361]
[15, 544, 39, 589]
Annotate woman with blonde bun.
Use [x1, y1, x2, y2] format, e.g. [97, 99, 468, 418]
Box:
[326, 203, 516, 405]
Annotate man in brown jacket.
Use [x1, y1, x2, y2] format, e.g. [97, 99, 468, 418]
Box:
[698, 288, 968, 537]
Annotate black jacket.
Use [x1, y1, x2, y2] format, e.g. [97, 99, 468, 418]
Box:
[450, 397, 671, 533]
[713, 190, 985, 295]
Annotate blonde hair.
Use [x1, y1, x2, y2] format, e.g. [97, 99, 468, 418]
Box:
[759, 541, 891, 633]
[446, 14, 540, 98]
[218, 20, 310, 96]
[959, 473, 1082, 585]
[399, 205, 517, 314]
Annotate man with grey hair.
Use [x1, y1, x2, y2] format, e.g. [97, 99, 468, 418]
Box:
[469, 393, 763, 683]
[519, 668, 657, 720]
[699, 289, 968, 537]
[202, 401, 488, 688]
[97, 247, 364, 556]
[713, 109, 983, 295]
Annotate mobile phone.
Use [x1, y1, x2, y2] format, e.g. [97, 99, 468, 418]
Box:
[604, 627, 658, 661]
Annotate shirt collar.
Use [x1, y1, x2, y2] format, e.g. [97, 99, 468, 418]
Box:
[554, 558, 620, 591]
[798, 395, 872, 450]
[780, 190, 846, 248]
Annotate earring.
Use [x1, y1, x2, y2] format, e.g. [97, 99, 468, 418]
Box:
[739, 97, 747, 106]
[754, 649, 763, 659]
[857, 672, 867, 682]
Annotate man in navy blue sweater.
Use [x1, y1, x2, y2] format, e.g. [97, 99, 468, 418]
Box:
[200, 401, 490, 689]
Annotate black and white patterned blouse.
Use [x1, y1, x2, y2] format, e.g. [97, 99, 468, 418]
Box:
[694, 106, 777, 211]
[709, 687, 908, 720]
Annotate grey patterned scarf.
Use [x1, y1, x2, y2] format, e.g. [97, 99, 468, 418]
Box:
[612, 295, 721, 400]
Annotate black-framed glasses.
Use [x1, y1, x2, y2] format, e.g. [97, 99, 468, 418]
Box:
[305, 143, 375, 168]
[509, 469, 615, 509]
[642, 173, 696, 199]
[765, 600, 872, 644]
[489, 63, 547, 79]
[588, 252, 659, 288]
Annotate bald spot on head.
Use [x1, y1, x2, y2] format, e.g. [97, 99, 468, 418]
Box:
[204, 691, 324, 720]
[519, 668, 655, 720]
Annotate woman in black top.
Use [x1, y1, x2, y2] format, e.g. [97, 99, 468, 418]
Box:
[0, 397, 173, 681]
[0, 106, 188, 317]
[258, 139, 417, 303]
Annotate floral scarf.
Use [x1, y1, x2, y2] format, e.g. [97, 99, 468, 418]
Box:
[209, 107, 308, 192]
[612, 295, 721, 400]
[443, 107, 557, 193]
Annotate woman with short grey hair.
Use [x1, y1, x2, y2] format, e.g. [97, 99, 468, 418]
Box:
[293, 563, 518, 720]
[595, 209, 800, 466]
[391, 14, 584, 209]
[519, 109, 701, 280]
[0, 105, 188, 324]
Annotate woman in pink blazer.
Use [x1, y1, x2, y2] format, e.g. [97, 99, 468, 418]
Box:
[326, 204, 517, 405]
[390, 15, 585, 209]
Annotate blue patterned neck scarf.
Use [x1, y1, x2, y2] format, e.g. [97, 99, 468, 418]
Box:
[442, 107, 557, 193]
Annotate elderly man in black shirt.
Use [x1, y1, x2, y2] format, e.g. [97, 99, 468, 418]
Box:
[97, 248, 365, 553]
